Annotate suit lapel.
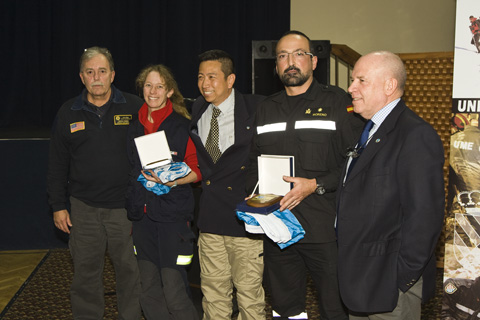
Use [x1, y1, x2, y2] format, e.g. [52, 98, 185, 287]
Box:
[189, 96, 212, 161]
[231, 89, 252, 150]
[189, 97, 209, 136]
[344, 100, 406, 182]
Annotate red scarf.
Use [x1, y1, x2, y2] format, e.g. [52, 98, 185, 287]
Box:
[138, 99, 173, 135]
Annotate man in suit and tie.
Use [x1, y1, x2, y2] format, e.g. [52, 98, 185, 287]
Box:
[189, 50, 265, 320]
[336, 51, 445, 319]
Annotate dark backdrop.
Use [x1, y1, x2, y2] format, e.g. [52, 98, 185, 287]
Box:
[0, 0, 290, 249]
[0, 140, 69, 250]
[0, 0, 290, 129]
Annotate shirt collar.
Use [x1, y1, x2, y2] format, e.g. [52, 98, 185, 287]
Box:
[371, 98, 401, 128]
[211, 89, 235, 114]
[72, 84, 126, 110]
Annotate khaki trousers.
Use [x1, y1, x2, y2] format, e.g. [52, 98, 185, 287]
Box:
[198, 232, 265, 320]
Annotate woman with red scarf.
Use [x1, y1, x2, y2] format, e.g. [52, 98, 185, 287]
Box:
[126, 64, 201, 319]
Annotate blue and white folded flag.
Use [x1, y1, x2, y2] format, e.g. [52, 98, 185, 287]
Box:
[138, 162, 191, 195]
[236, 209, 305, 249]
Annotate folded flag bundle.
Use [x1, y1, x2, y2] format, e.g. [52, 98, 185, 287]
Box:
[137, 162, 191, 195]
[236, 208, 305, 249]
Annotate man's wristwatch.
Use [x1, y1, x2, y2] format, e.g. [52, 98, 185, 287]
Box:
[315, 184, 326, 195]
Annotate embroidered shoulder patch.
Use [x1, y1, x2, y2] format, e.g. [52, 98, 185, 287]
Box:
[114, 114, 132, 125]
[444, 282, 458, 294]
[346, 105, 354, 113]
[70, 121, 85, 133]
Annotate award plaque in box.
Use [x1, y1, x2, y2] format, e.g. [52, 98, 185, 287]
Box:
[246, 194, 283, 208]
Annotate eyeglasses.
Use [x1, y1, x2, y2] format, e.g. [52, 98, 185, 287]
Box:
[276, 50, 314, 62]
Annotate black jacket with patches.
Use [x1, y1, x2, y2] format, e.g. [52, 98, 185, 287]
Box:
[47, 86, 142, 211]
[247, 79, 363, 243]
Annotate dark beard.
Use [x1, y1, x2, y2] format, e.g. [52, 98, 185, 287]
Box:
[280, 66, 311, 87]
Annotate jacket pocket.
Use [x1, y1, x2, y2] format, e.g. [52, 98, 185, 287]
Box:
[362, 238, 401, 257]
[296, 130, 331, 171]
[256, 132, 280, 155]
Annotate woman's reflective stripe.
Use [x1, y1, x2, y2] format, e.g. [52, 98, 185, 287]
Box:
[176, 254, 193, 265]
[294, 120, 336, 130]
[257, 122, 287, 134]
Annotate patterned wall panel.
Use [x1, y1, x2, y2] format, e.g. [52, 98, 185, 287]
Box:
[398, 52, 454, 266]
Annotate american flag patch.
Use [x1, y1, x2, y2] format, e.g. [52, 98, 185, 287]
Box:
[346, 105, 354, 113]
[70, 121, 85, 133]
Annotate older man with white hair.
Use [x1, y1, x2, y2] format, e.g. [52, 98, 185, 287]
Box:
[336, 51, 445, 320]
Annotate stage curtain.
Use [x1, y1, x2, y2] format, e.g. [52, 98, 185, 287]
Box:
[0, 0, 290, 128]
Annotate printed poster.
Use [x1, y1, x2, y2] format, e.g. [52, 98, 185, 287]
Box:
[443, 0, 480, 317]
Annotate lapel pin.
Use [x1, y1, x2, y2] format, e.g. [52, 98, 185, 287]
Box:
[375, 139, 381, 143]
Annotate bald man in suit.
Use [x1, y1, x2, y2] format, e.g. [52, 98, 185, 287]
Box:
[336, 51, 445, 320]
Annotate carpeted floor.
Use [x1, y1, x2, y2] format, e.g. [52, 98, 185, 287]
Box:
[0, 249, 442, 319]
[0, 249, 121, 320]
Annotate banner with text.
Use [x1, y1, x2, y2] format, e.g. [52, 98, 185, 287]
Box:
[443, 0, 480, 317]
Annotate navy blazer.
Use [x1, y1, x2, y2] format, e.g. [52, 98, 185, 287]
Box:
[189, 89, 263, 236]
[336, 99, 445, 313]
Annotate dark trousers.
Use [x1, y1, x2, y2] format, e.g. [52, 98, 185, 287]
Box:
[133, 217, 199, 320]
[137, 260, 199, 320]
[69, 196, 141, 320]
[264, 240, 347, 320]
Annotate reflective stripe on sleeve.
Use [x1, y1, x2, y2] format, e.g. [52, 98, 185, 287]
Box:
[456, 303, 480, 317]
[294, 120, 336, 130]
